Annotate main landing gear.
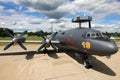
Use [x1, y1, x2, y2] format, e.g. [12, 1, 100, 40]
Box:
[75, 51, 93, 69]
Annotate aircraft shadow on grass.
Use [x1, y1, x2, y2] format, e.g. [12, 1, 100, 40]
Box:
[0, 50, 116, 76]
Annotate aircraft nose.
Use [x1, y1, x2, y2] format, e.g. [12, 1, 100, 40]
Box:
[106, 42, 118, 55]
[89, 40, 118, 56]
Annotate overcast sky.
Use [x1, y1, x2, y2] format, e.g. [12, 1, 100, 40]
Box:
[0, 0, 120, 32]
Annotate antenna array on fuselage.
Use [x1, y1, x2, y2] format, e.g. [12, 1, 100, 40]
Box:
[72, 16, 92, 28]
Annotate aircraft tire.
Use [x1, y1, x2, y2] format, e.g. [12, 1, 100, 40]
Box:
[84, 61, 93, 69]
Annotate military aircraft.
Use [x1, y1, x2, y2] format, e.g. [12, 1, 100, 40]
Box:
[0, 16, 119, 68]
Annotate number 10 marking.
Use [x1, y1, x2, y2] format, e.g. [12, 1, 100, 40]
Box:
[82, 42, 91, 49]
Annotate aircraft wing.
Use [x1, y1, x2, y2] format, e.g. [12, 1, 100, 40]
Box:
[110, 37, 120, 40]
[0, 40, 43, 43]
[25, 40, 43, 43]
[51, 40, 60, 43]
[0, 40, 60, 44]
[25, 40, 60, 43]
[0, 40, 12, 42]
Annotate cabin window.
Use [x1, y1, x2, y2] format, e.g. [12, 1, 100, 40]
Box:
[61, 31, 65, 35]
[86, 33, 90, 37]
[86, 32, 103, 38]
[91, 33, 96, 37]
[96, 33, 100, 37]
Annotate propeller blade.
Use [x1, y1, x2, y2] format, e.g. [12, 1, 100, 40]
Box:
[112, 32, 118, 37]
[51, 43, 58, 51]
[106, 32, 118, 40]
[105, 32, 110, 38]
[49, 32, 58, 41]
[18, 30, 27, 38]
[38, 43, 46, 52]
[37, 31, 47, 40]
[17, 42, 27, 50]
[4, 42, 14, 50]
[4, 30, 14, 38]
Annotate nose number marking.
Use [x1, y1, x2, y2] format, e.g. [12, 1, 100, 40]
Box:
[82, 42, 91, 49]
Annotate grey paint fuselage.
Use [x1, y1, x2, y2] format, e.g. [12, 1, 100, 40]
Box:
[54, 28, 118, 56]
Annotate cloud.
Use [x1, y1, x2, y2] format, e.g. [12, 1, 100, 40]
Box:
[0, 5, 4, 11]
[7, 9, 16, 13]
[49, 19, 57, 23]
[15, 0, 120, 23]
[29, 18, 42, 25]
[71, 0, 120, 21]
[92, 23, 120, 32]
[16, 0, 74, 19]
[0, 12, 44, 32]
[0, 0, 120, 32]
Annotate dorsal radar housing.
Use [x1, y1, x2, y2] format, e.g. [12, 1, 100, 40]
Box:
[72, 16, 92, 28]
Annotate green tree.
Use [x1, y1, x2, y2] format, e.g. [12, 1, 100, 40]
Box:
[0, 28, 13, 37]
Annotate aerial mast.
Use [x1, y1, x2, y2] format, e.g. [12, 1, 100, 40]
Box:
[72, 16, 92, 28]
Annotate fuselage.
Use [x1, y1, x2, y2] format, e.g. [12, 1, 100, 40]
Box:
[54, 28, 118, 56]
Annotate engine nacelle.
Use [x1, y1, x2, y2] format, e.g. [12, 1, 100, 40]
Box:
[45, 44, 50, 48]
[18, 37, 26, 43]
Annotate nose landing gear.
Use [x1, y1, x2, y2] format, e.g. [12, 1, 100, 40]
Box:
[75, 51, 93, 69]
[83, 59, 93, 69]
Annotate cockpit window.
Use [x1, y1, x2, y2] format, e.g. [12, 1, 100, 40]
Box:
[91, 33, 96, 37]
[96, 33, 100, 37]
[85, 32, 103, 38]
[86, 33, 90, 37]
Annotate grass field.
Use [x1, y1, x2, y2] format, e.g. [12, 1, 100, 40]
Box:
[0, 37, 11, 40]
[0, 36, 43, 46]
[0, 36, 43, 40]
[26, 36, 43, 40]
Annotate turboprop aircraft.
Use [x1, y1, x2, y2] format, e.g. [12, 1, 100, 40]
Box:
[0, 16, 119, 68]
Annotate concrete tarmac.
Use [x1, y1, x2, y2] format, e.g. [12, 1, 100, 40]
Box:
[0, 43, 120, 80]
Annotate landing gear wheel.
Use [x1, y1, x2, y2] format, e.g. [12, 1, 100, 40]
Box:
[84, 61, 93, 69]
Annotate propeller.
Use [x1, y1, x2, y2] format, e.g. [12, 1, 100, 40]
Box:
[105, 32, 118, 40]
[37, 31, 58, 52]
[4, 30, 27, 50]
